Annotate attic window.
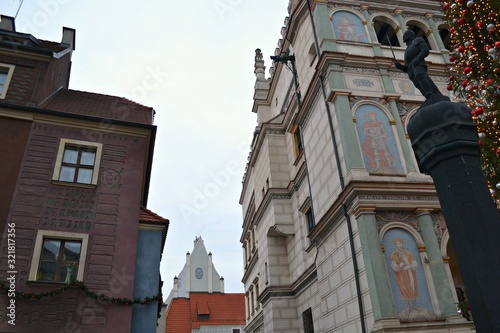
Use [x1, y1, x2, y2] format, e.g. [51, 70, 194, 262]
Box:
[197, 301, 210, 320]
[197, 314, 210, 320]
[0, 63, 15, 99]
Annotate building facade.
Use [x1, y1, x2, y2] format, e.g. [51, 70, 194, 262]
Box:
[240, 1, 474, 332]
[0, 15, 168, 332]
[163, 236, 245, 333]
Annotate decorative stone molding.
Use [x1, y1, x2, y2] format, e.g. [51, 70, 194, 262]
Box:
[376, 211, 419, 232]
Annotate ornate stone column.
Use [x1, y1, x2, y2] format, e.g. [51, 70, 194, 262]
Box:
[415, 209, 457, 317]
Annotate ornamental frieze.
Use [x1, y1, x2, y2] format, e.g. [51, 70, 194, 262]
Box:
[376, 211, 419, 232]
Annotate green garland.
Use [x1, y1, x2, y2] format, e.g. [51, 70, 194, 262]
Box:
[0, 280, 162, 305]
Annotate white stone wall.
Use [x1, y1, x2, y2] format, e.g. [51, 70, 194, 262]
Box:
[315, 218, 374, 333]
[302, 98, 345, 218]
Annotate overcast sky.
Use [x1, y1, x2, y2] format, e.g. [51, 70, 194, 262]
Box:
[3, 0, 289, 294]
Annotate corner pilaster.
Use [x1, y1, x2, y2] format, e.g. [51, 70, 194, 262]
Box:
[354, 208, 396, 320]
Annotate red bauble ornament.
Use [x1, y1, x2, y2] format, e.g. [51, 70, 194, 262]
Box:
[458, 45, 466, 53]
[487, 79, 494, 85]
[464, 67, 472, 74]
[449, 55, 455, 62]
[447, 84, 453, 91]
[458, 18, 466, 25]
[462, 80, 469, 87]
[450, 75, 455, 81]
[489, 29, 495, 34]
[475, 107, 484, 115]
[497, 148, 500, 154]
[478, 140, 483, 146]
[495, 41, 500, 48]
[443, 3, 450, 10]
[476, 21, 483, 29]
[489, 12, 495, 18]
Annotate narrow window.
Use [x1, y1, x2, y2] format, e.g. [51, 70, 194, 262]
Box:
[38, 239, 82, 283]
[302, 308, 314, 333]
[306, 208, 315, 231]
[253, 277, 260, 310]
[0, 63, 15, 99]
[295, 129, 303, 155]
[290, 124, 303, 160]
[0, 70, 8, 93]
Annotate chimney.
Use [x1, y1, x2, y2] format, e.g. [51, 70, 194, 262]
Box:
[0, 15, 15, 32]
[61, 27, 76, 50]
[173, 276, 179, 298]
[208, 252, 213, 293]
[185, 252, 191, 295]
[220, 277, 225, 293]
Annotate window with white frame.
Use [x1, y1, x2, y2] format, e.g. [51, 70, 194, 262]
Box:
[29, 230, 89, 283]
[52, 139, 102, 186]
[0, 63, 15, 99]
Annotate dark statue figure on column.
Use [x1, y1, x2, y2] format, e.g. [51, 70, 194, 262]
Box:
[394, 30, 441, 98]
[402, 27, 500, 331]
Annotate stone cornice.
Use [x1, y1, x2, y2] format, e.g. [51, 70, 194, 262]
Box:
[308, 180, 440, 244]
[258, 263, 317, 305]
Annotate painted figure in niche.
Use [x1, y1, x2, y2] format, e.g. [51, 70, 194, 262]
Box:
[383, 229, 434, 320]
[399, 80, 416, 95]
[390, 238, 420, 310]
[332, 12, 368, 43]
[362, 112, 394, 170]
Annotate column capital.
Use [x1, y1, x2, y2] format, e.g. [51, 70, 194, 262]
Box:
[329, 89, 351, 103]
[415, 208, 433, 217]
[353, 206, 376, 217]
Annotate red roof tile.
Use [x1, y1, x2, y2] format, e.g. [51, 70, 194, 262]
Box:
[196, 300, 210, 315]
[40, 88, 154, 125]
[165, 298, 192, 333]
[140, 206, 169, 224]
[165, 293, 246, 332]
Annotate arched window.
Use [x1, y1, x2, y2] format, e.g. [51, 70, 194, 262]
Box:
[373, 16, 400, 46]
[438, 24, 451, 50]
[406, 24, 431, 50]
